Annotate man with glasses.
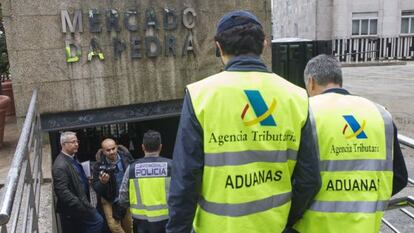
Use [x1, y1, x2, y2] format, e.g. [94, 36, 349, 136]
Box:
[53, 131, 104, 233]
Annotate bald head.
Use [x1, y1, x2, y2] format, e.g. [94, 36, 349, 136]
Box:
[101, 138, 118, 162]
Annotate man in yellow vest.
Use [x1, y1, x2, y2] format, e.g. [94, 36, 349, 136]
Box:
[119, 130, 172, 233]
[166, 10, 321, 233]
[293, 54, 408, 233]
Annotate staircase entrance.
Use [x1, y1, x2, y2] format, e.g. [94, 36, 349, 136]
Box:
[41, 99, 183, 162]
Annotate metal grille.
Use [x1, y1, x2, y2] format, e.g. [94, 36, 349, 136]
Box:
[333, 36, 414, 62]
[382, 135, 414, 232]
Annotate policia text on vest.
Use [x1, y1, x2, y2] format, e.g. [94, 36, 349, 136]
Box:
[135, 162, 167, 177]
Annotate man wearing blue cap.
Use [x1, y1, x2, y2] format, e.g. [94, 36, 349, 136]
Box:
[166, 10, 321, 233]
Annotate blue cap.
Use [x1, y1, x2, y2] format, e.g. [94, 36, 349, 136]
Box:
[216, 10, 262, 35]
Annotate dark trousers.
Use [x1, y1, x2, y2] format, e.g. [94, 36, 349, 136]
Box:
[134, 219, 168, 233]
[60, 209, 104, 233]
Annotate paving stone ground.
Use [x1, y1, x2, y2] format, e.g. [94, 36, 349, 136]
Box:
[343, 63, 414, 233]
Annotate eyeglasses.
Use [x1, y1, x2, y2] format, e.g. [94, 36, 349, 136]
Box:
[64, 140, 80, 144]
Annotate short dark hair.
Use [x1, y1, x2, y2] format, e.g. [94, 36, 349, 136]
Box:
[143, 130, 161, 152]
[214, 21, 265, 56]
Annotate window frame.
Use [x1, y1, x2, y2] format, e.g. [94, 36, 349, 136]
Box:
[351, 12, 378, 37]
[401, 10, 414, 35]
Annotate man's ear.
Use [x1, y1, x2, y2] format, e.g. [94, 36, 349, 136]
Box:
[259, 39, 268, 54]
[305, 76, 315, 96]
[215, 41, 223, 57]
[308, 76, 316, 91]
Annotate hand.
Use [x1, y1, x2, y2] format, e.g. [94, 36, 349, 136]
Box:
[99, 171, 110, 184]
[112, 202, 127, 220]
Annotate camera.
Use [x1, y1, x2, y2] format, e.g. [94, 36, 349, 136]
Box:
[97, 164, 118, 175]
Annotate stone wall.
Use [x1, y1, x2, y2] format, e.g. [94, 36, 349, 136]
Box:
[272, 0, 317, 40]
[1, 0, 272, 118]
[273, 0, 414, 40]
[272, 0, 332, 40]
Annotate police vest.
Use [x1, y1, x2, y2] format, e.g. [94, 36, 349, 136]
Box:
[294, 93, 393, 233]
[128, 157, 171, 222]
[187, 71, 308, 233]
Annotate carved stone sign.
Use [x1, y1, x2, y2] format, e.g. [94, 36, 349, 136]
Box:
[61, 7, 197, 62]
[2, 0, 270, 117]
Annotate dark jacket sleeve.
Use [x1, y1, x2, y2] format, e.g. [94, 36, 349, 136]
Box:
[92, 162, 106, 196]
[53, 163, 92, 215]
[392, 122, 408, 195]
[166, 92, 204, 233]
[92, 160, 116, 201]
[287, 114, 321, 227]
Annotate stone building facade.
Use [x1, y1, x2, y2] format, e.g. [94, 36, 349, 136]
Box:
[272, 0, 414, 40]
[1, 0, 272, 124]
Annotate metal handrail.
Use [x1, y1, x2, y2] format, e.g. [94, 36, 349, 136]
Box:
[0, 90, 42, 233]
[381, 134, 414, 233]
[398, 134, 414, 148]
[333, 50, 379, 57]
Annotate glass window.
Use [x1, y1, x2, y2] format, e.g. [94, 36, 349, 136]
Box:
[370, 19, 377, 35]
[401, 11, 414, 34]
[352, 12, 378, 36]
[401, 18, 409, 33]
[411, 17, 414, 33]
[361, 19, 369, 35]
[352, 20, 360, 35]
[402, 11, 414, 16]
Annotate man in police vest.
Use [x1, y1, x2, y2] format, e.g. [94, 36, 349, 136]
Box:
[119, 130, 172, 233]
[166, 10, 321, 233]
[293, 54, 408, 233]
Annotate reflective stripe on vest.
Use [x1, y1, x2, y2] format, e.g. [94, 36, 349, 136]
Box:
[310, 200, 388, 213]
[128, 161, 170, 222]
[198, 191, 291, 217]
[319, 159, 392, 171]
[188, 71, 308, 233]
[294, 93, 394, 233]
[129, 177, 170, 221]
[205, 149, 298, 166]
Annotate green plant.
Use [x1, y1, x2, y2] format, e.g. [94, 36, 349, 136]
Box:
[0, 7, 9, 75]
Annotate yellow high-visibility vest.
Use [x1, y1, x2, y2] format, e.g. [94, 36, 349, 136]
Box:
[188, 71, 308, 233]
[294, 93, 393, 233]
[129, 160, 171, 222]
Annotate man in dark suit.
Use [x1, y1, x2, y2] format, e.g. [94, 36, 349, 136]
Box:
[52, 131, 103, 233]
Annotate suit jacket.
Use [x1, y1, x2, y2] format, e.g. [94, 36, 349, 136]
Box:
[52, 152, 93, 217]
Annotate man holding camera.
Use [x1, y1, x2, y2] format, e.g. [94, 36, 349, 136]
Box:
[93, 138, 134, 233]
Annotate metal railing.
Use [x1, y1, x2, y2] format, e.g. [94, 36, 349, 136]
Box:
[0, 90, 42, 233]
[333, 36, 414, 62]
[0, 74, 10, 82]
[381, 134, 414, 233]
